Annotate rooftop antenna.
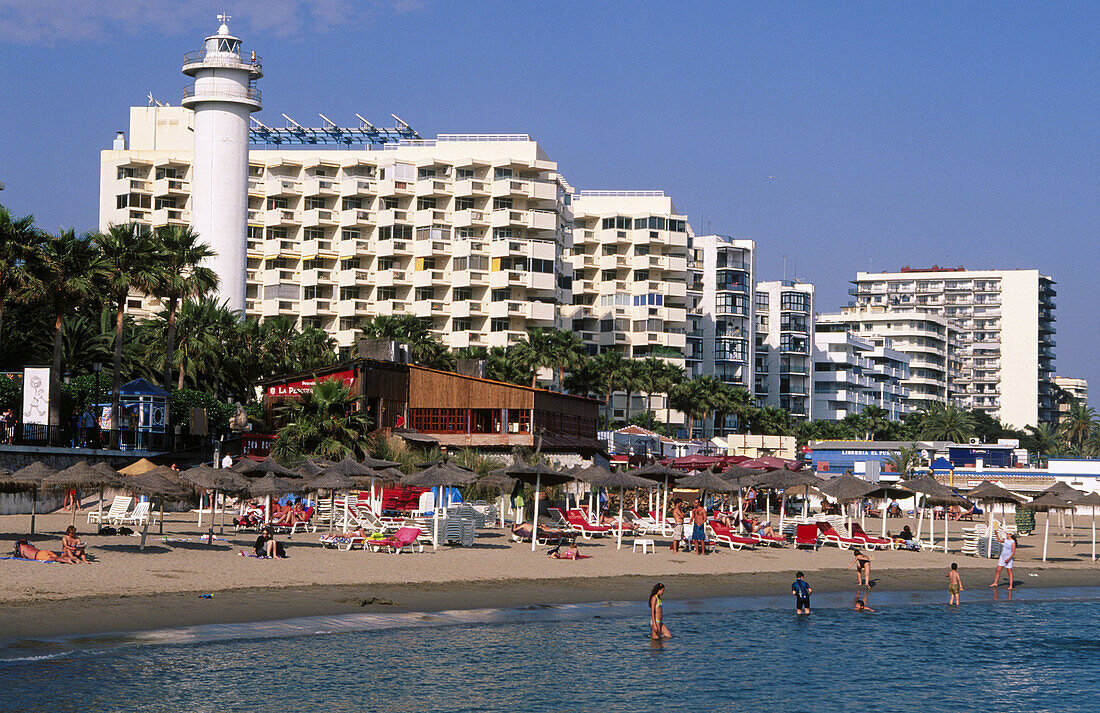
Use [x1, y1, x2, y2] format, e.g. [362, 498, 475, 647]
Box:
[147, 92, 165, 107]
[355, 113, 376, 130]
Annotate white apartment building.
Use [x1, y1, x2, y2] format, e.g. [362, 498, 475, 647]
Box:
[101, 107, 573, 353]
[812, 331, 912, 421]
[1053, 376, 1088, 413]
[689, 235, 756, 387]
[755, 281, 814, 421]
[852, 268, 1056, 427]
[817, 305, 958, 411]
[568, 191, 692, 424]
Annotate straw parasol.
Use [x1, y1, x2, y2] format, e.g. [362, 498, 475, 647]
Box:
[0, 462, 50, 534]
[630, 462, 690, 525]
[865, 482, 915, 537]
[751, 468, 821, 529]
[580, 468, 654, 550]
[1038, 482, 1085, 540]
[119, 458, 159, 476]
[1072, 492, 1100, 562]
[249, 456, 296, 477]
[405, 459, 478, 549]
[359, 454, 402, 469]
[247, 473, 309, 526]
[294, 459, 329, 477]
[181, 465, 252, 540]
[897, 475, 971, 552]
[676, 470, 740, 516]
[232, 457, 260, 473]
[967, 481, 1024, 557]
[126, 466, 193, 550]
[478, 470, 517, 528]
[307, 470, 356, 533]
[1027, 491, 1077, 562]
[504, 462, 573, 552]
[44, 462, 125, 528]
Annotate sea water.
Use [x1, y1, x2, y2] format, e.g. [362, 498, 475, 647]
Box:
[2, 586, 1099, 712]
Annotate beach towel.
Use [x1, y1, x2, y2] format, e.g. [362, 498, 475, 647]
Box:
[0, 556, 58, 564]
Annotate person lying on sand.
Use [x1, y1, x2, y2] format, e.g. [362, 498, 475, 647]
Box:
[548, 542, 585, 559]
[12, 539, 74, 563]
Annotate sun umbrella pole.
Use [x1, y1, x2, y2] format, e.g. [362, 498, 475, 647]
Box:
[207, 489, 217, 546]
[433, 494, 440, 551]
[987, 506, 995, 558]
[159, 502, 164, 534]
[1091, 508, 1095, 562]
[197, 490, 203, 529]
[881, 498, 887, 538]
[30, 490, 37, 535]
[778, 490, 785, 535]
[944, 506, 949, 553]
[1043, 510, 1050, 562]
[617, 486, 624, 551]
[97, 488, 104, 527]
[530, 472, 542, 553]
[915, 494, 925, 541]
[661, 475, 669, 525]
[139, 501, 151, 551]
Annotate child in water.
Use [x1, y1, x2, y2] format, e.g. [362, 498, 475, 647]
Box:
[947, 562, 964, 605]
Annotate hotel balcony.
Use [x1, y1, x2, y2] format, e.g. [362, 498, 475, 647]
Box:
[302, 177, 339, 196]
[374, 299, 407, 316]
[450, 300, 485, 319]
[415, 178, 452, 196]
[375, 208, 409, 225]
[339, 178, 376, 196]
[337, 269, 371, 288]
[485, 330, 528, 349]
[150, 208, 189, 226]
[300, 298, 335, 317]
[452, 209, 489, 228]
[153, 177, 189, 196]
[413, 208, 451, 226]
[265, 178, 301, 195]
[335, 299, 370, 318]
[301, 239, 336, 259]
[264, 209, 299, 226]
[376, 178, 414, 197]
[374, 269, 408, 288]
[448, 331, 486, 350]
[339, 209, 374, 227]
[302, 208, 337, 228]
[453, 179, 490, 197]
[410, 300, 446, 318]
[411, 269, 447, 287]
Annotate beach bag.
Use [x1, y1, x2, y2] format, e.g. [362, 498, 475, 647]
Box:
[98, 526, 117, 536]
[118, 526, 134, 536]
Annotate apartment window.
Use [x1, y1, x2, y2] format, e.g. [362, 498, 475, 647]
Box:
[780, 314, 808, 332]
[491, 289, 511, 302]
[634, 270, 650, 282]
[342, 197, 362, 210]
[454, 288, 472, 302]
[715, 338, 749, 362]
[416, 288, 434, 302]
[303, 259, 323, 270]
[453, 318, 472, 332]
[267, 197, 288, 210]
[492, 228, 513, 240]
[715, 293, 748, 315]
[632, 294, 664, 306]
[493, 168, 513, 179]
[456, 168, 475, 180]
[382, 197, 400, 210]
[341, 257, 361, 269]
[601, 270, 617, 282]
[455, 197, 475, 211]
[338, 317, 356, 331]
[780, 292, 810, 312]
[755, 292, 770, 310]
[267, 228, 287, 240]
[303, 286, 319, 301]
[378, 225, 412, 240]
[634, 245, 650, 256]
[117, 193, 151, 209]
[469, 255, 488, 271]
[780, 334, 809, 354]
[305, 197, 326, 210]
[631, 320, 647, 332]
[417, 197, 436, 210]
[531, 258, 553, 273]
[600, 294, 631, 307]
[378, 257, 396, 271]
[117, 167, 138, 179]
[507, 409, 531, 434]
[716, 270, 748, 291]
[491, 319, 510, 332]
[304, 227, 324, 241]
[417, 168, 437, 179]
[453, 257, 468, 271]
[339, 287, 360, 300]
[248, 226, 263, 240]
[456, 227, 475, 239]
[602, 216, 632, 230]
[341, 229, 360, 241]
[668, 220, 686, 232]
[378, 287, 397, 301]
[492, 198, 513, 211]
[155, 167, 179, 180]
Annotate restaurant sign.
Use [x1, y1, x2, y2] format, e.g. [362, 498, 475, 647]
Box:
[267, 370, 355, 398]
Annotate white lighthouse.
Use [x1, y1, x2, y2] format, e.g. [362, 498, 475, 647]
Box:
[181, 16, 262, 314]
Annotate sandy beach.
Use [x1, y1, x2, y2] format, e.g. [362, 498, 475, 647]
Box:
[2, 510, 1098, 641]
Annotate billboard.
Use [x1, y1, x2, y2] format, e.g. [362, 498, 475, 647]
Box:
[266, 370, 355, 398]
[21, 366, 50, 426]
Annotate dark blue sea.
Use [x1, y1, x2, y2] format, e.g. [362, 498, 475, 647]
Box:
[2, 586, 1098, 712]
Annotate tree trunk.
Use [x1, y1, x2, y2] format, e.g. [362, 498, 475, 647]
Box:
[0, 298, 6, 358]
[604, 388, 613, 428]
[113, 300, 125, 449]
[48, 312, 64, 441]
[178, 362, 186, 391]
[162, 296, 178, 390]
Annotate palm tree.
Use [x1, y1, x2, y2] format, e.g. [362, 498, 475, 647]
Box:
[485, 346, 534, 386]
[749, 405, 793, 436]
[669, 375, 721, 439]
[619, 358, 648, 425]
[918, 403, 976, 442]
[860, 405, 892, 440]
[0, 206, 40, 354]
[713, 384, 754, 435]
[510, 327, 558, 388]
[549, 329, 586, 391]
[271, 379, 371, 461]
[21, 229, 102, 433]
[93, 223, 162, 443]
[885, 445, 922, 477]
[1059, 402, 1097, 448]
[150, 225, 217, 389]
[360, 314, 452, 370]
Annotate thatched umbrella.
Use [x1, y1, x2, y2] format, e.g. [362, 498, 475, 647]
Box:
[967, 481, 1024, 557]
[322, 456, 382, 523]
[753, 468, 821, 529]
[0, 462, 51, 534]
[818, 472, 876, 531]
[1072, 491, 1100, 562]
[631, 462, 688, 524]
[182, 465, 251, 541]
[44, 462, 124, 529]
[248, 474, 309, 525]
[88, 461, 124, 526]
[293, 459, 329, 477]
[127, 467, 193, 550]
[249, 456, 296, 477]
[478, 470, 516, 528]
[232, 457, 260, 474]
[360, 454, 402, 470]
[866, 483, 916, 537]
[405, 459, 478, 549]
[504, 462, 573, 552]
[898, 475, 971, 552]
[717, 464, 766, 521]
[571, 465, 612, 521]
[1028, 491, 1077, 562]
[119, 458, 159, 476]
[1038, 482, 1085, 540]
[580, 468, 654, 550]
[676, 470, 740, 512]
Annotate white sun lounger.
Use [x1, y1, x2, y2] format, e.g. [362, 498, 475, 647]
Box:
[88, 495, 133, 525]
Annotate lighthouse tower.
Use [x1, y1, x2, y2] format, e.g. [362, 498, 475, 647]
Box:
[181, 16, 262, 314]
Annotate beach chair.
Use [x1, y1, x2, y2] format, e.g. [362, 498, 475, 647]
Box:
[270, 506, 316, 537]
[551, 508, 612, 539]
[369, 526, 424, 554]
[626, 509, 674, 537]
[346, 501, 401, 533]
[121, 501, 155, 527]
[88, 495, 132, 525]
[816, 522, 864, 550]
[510, 523, 571, 546]
[708, 520, 757, 551]
[848, 522, 895, 550]
[794, 523, 819, 550]
[318, 532, 368, 551]
[750, 529, 788, 547]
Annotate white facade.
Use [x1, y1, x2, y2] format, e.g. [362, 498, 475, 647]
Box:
[852, 268, 1056, 427]
[567, 191, 692, 424]
[100, 108, 573, 352]
[817, 305, 958, 411]
[180, 21, 263, 313]
[755, 281, 814, 420]
[812, 331, 912, 421]
[690, 235, 756, 388]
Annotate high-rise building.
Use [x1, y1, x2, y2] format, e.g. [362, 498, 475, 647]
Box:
[851, 267, 1056, 427]
[1053, 376, 1088, 415]
[689, 235, 756, 388]
[816, 305, 959, 411]
[101, 106, 573, 352]
[755, 281, 814, 421]
[812, 331, 911, 421]
[568, 191, 692, 424]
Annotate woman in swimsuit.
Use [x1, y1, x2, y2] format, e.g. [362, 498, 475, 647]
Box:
[13, 540, 73, 563]
[848, 548, 874, 586]
[62, 526, 88, 563]
[649, 583, 671, 640]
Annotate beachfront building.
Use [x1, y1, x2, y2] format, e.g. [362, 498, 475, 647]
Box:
[1053, 376, 1088, 414]
[567, 191, 692, 426]
[100, 106, 574, 352]
[811, 330, 912, 422]
[754, 281, 814, 421]
[851, 267, 1057, 427]
[688, 235, 756, 389]
[816, 305, 958, 412]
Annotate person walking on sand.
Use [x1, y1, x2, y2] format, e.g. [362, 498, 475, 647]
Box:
[848, 548, 874, 586]
[947, 562, 964, 605]
[991, 531, 1016, 589]
[649, 583, 671, 640]
[690, 499, 707, 555]
[792, 571, 812, 614]
[670, 499, 685, 552]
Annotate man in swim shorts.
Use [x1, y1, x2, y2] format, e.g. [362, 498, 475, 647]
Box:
[670, 499, 685, 553]
[690, 499, 707, 555]
[791, 571, 812, 614]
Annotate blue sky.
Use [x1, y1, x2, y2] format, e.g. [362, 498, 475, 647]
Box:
[0, 1, 1096, 398]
